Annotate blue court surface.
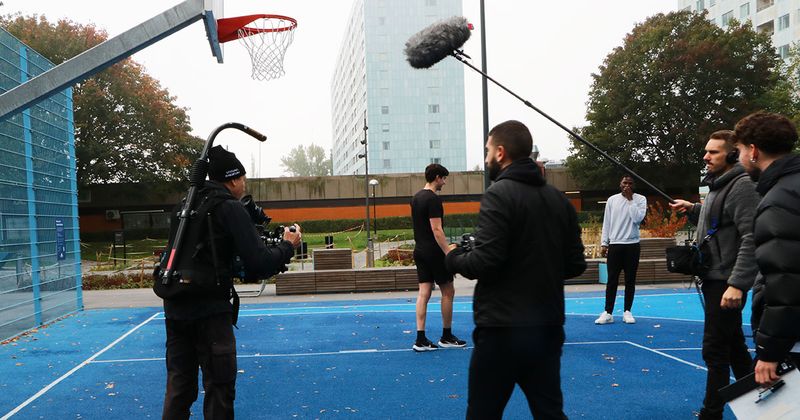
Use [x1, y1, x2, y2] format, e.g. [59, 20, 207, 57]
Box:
[0, 288, 752, 419]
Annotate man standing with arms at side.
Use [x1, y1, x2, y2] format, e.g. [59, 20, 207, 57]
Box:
[732, 111, 800, 387]
[445, 120, 586, 419]
[157, 146, 302, 419]
[411, 163, 466, 352]
[594, 175, 647, 325]
[670, 130, 759, 420]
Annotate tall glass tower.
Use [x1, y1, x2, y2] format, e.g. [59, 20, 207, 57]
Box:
[331, 0, 467, 175]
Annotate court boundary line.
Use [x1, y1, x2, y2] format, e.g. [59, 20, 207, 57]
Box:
[1, 312, 161, 420]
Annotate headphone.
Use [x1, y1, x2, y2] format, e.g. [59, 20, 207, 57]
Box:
[726, 148, 740, 164]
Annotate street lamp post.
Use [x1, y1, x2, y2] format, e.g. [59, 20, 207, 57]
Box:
[358, 113, 374, 267]
[369, 179, 379, 236]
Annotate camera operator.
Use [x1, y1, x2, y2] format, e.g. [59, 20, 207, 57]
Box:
[159, 145, 301, 420]
[445, 120, 586, 419]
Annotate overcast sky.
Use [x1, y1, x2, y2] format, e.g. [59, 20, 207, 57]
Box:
[3, 0, 677, 177]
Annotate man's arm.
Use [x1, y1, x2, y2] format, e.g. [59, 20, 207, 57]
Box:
[445, 187, 509, 280]
[724, 179, 759, 294]
[221, 201, 296, 280]
[628, 194, 647, 225]
[600, 197, 612, 248]
[429, 218, 450, 255]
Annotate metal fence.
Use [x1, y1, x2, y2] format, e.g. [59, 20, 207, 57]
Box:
[0, 29, 82, 342]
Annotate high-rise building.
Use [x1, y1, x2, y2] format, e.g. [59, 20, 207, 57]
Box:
[331, 0, 467, 175]
[679, 0, 797, 59]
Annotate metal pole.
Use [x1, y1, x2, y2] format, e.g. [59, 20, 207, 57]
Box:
[372, 185, 377, 236]
[480, 0, 490, 191]
[360, 113, 374, 267]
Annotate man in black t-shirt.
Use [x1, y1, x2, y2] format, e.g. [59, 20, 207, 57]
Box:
[411, 163, 467, 351]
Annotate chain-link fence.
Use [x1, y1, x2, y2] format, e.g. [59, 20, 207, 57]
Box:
[0, 29, 82, 342]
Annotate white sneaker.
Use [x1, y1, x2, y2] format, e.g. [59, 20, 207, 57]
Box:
[623, 311, 636, 324]
[594, 311, 613, 325]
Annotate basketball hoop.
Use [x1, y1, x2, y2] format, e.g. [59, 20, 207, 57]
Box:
[217, 14, 297, 81]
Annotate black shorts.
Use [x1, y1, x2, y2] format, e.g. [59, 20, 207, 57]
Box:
[414, 250, 453, 285]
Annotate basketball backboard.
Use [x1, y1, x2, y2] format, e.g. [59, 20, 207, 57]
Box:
[203, 0, 224, 63]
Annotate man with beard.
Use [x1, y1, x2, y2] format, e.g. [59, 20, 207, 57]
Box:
[733, 111, 800, 387]
[594, 175, 647, 325]
[410, 163, 467, 351]
[670, 130, 759, 420]
[445, 120, 586, 418]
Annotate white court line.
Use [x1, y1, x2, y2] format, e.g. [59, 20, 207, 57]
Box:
[237, 309, 474, 318]
[565, 292, 697, 300]
[566, 312, 707, 323]
[652, 348, 703, 351]
[624, 341, 707, 371]
[1, 312, 160, 420]
[92, 346, 476, 364]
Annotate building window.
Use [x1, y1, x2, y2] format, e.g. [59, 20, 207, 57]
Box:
[381, 123, 389, 133]
[778, 13, 790, 31]
[429, 140, 441, 149]
[722, 10, 734, 26]
[757, 20, 775, 36]
[383, 159, 391, 169]
[431, 158, 441, 164]
[757, 0, 774, 13]
[740, 3, 750, 18]
[696, 0, 705, 11]
[382, 141, 390, 150]
[381, 106, 389, 115]
[428, 104, 440, 113]
[425, 0, 437, 6]
[378, 16, 386, 26]
[779, 44, 790, 59]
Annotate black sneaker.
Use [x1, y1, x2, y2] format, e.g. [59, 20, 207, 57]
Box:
[412, 339, 439, 352]
[438, 335, 467, 348]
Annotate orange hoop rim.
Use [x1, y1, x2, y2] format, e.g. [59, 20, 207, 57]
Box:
[217, 14, 298, 44]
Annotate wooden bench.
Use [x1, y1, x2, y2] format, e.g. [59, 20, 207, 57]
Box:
[275, 266, 419, 295]
[312, 248, 353, 270]
[568, 238, 692, 284]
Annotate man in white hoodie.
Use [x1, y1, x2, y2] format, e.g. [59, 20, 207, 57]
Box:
[595, 175, 647, 325]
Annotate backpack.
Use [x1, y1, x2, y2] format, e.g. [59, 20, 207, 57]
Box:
[153, 187, 236, 301]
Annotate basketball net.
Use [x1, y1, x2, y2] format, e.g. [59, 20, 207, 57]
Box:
[221, 15, 297, 81]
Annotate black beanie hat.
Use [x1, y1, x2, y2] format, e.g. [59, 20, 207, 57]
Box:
[208, 145, 246, 181]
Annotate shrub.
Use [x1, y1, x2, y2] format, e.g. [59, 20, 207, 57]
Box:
[641, 202, 687, 238]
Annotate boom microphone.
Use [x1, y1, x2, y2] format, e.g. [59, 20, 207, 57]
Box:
[404, 16, 472, 69]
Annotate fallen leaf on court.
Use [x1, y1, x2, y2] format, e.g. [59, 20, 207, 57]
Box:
[611, 383, 619, 387]
[402, 330, 412, 334]
[238, 369, 245, 374]
[15, 362, 23, 366]
[654, 324, 661, 328]
[448, 394, 460, 399]
[105, 383, 115, 389]
[646, 335, 654, 339]
[641, 369, 650, 373]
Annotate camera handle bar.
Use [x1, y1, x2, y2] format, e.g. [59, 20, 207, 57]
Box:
[160, 122, 267, 285]
[450, 50, 674, 203]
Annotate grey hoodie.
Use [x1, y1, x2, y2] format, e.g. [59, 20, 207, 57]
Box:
[688, 164, 759, 290]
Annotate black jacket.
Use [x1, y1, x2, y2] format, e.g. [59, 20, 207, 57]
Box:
[164, 181, 295, 320]
[752, 154, 800, 362]
[445, 158, 586, 327]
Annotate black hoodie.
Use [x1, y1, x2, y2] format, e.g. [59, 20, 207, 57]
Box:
[445, 158, 586, 327]
[752, 154, 800, 362]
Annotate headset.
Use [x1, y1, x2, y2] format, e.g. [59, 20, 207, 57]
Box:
[726, 148, 740, 164]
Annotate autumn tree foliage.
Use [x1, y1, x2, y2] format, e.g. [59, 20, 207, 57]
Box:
[567, 11, 795, 195]
[1, 14, 202, 187]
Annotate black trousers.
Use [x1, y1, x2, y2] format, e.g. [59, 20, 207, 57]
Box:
[467, 326, 567, 420]
[604, 243, 640, 313]
[162, 312, 237, 420]
[699, 280, 752, 419]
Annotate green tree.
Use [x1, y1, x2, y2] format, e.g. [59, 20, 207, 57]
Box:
[1, 14, 203, 188]
[281, 144, 332, 176]
[566, 11, 793, 195]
